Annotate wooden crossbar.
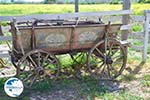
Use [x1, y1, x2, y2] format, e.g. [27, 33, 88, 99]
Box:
[0, 36, 12, 41]
[0, 10, 133, 21]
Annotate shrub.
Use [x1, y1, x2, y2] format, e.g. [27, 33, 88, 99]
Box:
[110, 0, 123, 4]
[138, 0, 150, 3]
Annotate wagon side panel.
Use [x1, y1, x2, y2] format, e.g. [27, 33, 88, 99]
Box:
[15, 29, 32, 52]
[35, 28, 72, 52]
[73, 26, 105, 50]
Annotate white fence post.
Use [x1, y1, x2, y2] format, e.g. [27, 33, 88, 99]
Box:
[143, 10, 150, 61]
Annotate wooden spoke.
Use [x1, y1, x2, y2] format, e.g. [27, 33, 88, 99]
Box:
[28, 55, 37, 67]
[16, 49, 60, 88]
[95, 48, 104, 57]
[38, 51, 41, 66]
[88, 39, 127, 80]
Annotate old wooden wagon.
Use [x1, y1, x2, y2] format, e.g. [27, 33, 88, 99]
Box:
[8, 16, 127, 87]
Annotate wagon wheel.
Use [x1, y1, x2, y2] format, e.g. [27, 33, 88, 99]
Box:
[70, 52, 88, 78]
[87, 39, 127, 80]
[17, 49, 60, 88]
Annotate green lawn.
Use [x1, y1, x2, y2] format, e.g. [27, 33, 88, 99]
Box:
[0, 3, 150, 100]
[0, 4, 150, 16]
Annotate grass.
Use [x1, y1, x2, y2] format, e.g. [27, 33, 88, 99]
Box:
[140, 74, 150, 87]
[0, 51, 149, 99]
[0, 3, 150, 99]
[0, 76, 143, 100]
[0, 4, 150, 16]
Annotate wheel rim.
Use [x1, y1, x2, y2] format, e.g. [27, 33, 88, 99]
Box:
[17, 49, 60, 88]
[87, 39, 127, 79]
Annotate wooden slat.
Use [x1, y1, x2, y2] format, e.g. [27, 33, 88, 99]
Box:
[143, 12, 150, 61]
[0, 36, 12, 41]
[120, 24, 132, 30]
[144, 10, 150, 13]
[0, 10, 133, 21]
[131, 16, 145, 22]
[129, 32, 144, 38]
[0, 53, 9, 58]
[0, 25, 3, 36]
[121, 0, 131, 41]
[130, 45, 143, 51]
[120, 40, 131, 46]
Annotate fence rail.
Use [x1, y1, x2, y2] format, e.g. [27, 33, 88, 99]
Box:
[0, 10, 149, 61]
[0, 10, 133, 21]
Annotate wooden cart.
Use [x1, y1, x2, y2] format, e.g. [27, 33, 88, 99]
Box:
[9, 17, 127, 87]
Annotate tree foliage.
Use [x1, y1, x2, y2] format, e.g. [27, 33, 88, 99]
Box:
[109, 0, 123, 4]
[44, 0, 56, 4]
[138, 0, 150, 3]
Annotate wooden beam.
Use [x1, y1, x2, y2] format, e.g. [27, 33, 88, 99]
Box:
[129, 32, 144, 38]
[143, 12, 150, 61]
[0, 53, 9, 58]
[130, 45, 144, 51]
[75, 0, 79, 12]
[131, 16, 145, 22]
[144, 10, 150, 13]
[0, 25, 3, 36]
[120, 24, 132, 30]
[121, 0, 131, 41]
[0, 36, 12, 41]
[0, 10, 133, 21]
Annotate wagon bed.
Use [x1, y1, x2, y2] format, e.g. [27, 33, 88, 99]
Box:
[11, 20, 121, 54]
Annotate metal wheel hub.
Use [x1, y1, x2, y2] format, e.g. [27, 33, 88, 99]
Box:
[105, 56, 113, 64]
[36, 67, 44, 75]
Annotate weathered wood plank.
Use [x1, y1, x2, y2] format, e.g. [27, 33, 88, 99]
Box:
[129, 32, 144, 38]
[0, 53, 9, 58]
[121, 0, 131, 41]
[120, 24, 132, 30]
[0, 36, 12, 41]
[0, 10, 133, 21]
[144, 10, 150, 13]
[131, 16, 145, 22]
[0, 25, 3, 36]
[120, 40, 131, 47]
[130, 45, 143, 51]
[143, 12, 150, 61]
[75, 0, 79, 12]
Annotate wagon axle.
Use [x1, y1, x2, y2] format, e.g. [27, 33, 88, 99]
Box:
[36, 67, 44, 75]
[105, 56, 113, 64]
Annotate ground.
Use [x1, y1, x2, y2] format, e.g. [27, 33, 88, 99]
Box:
[0, 5, 150, 98]
[0, 56, 150, 100]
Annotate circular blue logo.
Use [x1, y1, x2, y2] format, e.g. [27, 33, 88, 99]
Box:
[4, 77, 24, 97]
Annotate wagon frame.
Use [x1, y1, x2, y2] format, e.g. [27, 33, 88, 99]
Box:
[8, 13, 129, 87]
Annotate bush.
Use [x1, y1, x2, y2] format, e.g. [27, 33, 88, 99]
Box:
[44, 0, 56, 4]
[138, 0, 150, 3]
[110, 0, 123, 4]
